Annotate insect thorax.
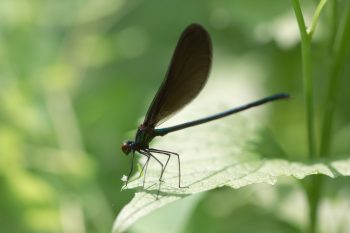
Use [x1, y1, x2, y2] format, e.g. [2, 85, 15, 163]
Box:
[134, 124, 156, 148]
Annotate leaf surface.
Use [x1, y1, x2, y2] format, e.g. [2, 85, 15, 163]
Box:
[114, 116, 350, 232]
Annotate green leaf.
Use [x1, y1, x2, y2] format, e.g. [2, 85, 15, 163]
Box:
[113, 115, 350, 233]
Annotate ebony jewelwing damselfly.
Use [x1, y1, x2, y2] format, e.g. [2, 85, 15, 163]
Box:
[121, 23, 289, 192]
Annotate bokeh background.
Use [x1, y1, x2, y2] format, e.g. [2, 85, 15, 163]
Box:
[1, 0, 350, 233]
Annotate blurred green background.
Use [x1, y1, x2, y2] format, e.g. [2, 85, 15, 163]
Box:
[1, 0, 350, 233]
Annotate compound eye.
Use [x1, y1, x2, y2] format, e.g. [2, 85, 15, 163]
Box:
[121, 142, 132, 155]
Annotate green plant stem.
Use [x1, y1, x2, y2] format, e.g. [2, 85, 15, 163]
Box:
[320, 3, 350, 158]
[329, 0, 339, 52]
[291, 0, 316, 158]
[291, 1, 326, 233]
[309, 0, 328, 38]
[307, 176, 323, 233]
[307, 5, 350, 233]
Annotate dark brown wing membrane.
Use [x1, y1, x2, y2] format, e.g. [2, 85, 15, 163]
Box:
[143, 24, 212, 127]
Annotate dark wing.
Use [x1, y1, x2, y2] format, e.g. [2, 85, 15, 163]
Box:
[143, 24, 212, 127]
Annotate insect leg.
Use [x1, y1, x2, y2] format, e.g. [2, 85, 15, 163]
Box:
[125, 151, 136, 187]
[148, 148, 188, 188]
[138, 150, 151, 188]
[147, 149, 171, 183]
[143, 150, 164, 181]
[142, 150, 165, 198]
